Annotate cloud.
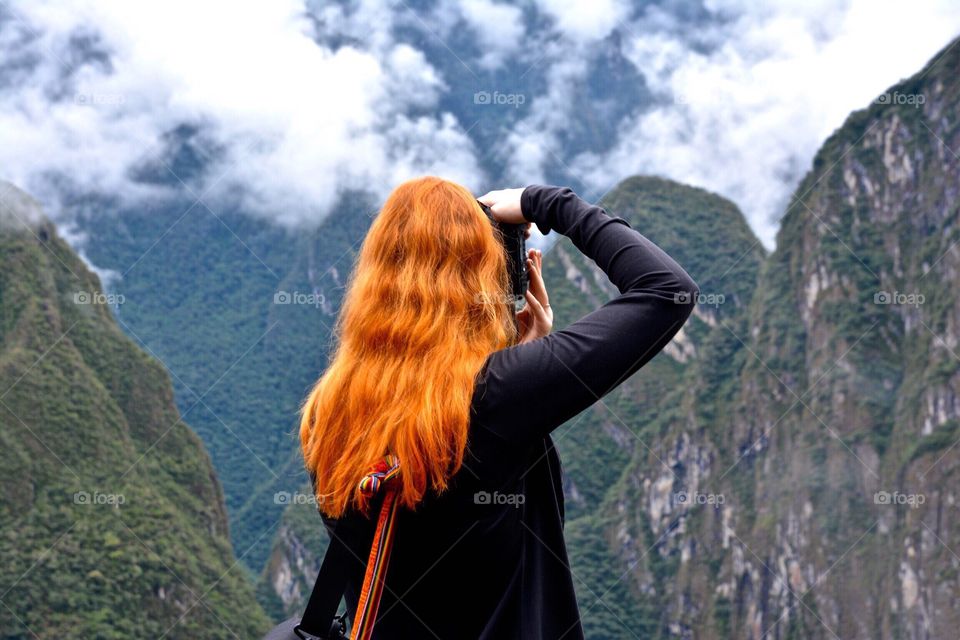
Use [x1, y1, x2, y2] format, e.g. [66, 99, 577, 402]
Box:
[563, 0, 960, 248]
[502, 52, 589, 185]
[0, 0, 482, 227]
[0, 180, 45, 229]
[458, 0, 525, 71]
[533, 0, 630, 42]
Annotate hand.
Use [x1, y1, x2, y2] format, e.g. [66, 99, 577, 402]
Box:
[516, 248, 553, 344]
[478, 187, 527, 225]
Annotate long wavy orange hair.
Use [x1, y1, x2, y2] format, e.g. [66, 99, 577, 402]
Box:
[299, 176, 518, 518]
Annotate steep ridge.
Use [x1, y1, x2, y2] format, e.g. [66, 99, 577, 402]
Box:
[605, 36, 960, 639]
[556, 176, 765, 639]
[0, 182, 270, 638]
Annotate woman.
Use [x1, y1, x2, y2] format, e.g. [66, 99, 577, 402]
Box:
[299, 176, 698, 639]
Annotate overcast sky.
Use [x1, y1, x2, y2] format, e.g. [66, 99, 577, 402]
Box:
[1, 0, 958, 249]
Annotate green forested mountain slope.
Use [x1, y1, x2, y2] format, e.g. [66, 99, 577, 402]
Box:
[557, 175, 765, 521]
[75, 190, 375, 572]
[0, 182, 270, 638]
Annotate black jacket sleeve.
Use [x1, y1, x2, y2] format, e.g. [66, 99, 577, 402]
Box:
[470, 184, 699, 445]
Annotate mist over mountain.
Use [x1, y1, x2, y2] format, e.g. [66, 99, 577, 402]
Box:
[1, 1, 958, 246]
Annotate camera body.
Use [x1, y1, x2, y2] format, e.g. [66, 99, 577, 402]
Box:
[477, 200, 529, 312]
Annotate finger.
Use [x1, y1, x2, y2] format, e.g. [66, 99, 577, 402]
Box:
[523, 288, 547, 323]
[516, 310, 530, 335]
[526, 257, 549, 306]
[477, 191, 497, 206]
[527, 248, 541, 270]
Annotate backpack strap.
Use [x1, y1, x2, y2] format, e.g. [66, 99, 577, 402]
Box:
[294, 518, 351, 639]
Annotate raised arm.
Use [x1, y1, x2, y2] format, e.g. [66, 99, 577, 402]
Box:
[471, 184, 699, 445]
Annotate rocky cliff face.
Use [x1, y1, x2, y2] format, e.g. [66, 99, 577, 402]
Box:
[0, 182, 271, 638]
[589, 36, 960, 640]
[551, 174, 766, 639]
[256, 482, 330, 620]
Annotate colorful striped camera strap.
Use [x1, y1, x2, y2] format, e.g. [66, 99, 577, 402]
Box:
[350, 453, 402, 640]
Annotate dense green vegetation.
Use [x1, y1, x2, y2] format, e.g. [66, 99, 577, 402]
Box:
[542, 176, 766, 638]
[76, 189, 376, 572]
[0, 190, 271, 638]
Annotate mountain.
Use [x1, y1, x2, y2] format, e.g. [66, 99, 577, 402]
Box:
[70, 184, 376, 574]
[0, 182, 271, 638]
[577, 35, 960, 639]
[551, 175, 766, 639]
[256, 482, 331, 621]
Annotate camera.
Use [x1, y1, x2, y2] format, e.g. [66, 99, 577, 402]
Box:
[477, 200, 530, 312]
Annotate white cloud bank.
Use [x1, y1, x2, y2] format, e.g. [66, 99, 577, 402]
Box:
[0, 0, 482, 227]
[566, 0, 960, 247]
[0, 0, 958, 249]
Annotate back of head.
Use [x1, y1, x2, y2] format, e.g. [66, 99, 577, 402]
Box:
[300, 176, 517, 518]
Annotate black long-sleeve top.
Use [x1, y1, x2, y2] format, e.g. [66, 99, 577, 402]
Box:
[320, 184, 699, 639]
